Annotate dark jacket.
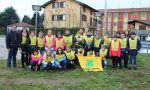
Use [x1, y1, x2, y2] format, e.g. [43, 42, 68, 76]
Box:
[6, 31, 19, 49]
[127, 38, 141, 55]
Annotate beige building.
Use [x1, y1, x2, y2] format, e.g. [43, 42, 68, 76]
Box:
[42, 0, 100, 32]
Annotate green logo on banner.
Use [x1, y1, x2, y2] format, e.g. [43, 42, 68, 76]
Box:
[86, 60, 93, 68]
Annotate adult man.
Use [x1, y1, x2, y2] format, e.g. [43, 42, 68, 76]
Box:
[6, 25, 19, 69]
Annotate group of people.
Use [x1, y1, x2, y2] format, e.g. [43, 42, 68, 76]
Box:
[6, 25, 141, 71]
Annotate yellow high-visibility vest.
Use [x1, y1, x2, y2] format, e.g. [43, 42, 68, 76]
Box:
[56, 54, 65, 61]
[104, 36, 111, 46]
[78, 49, 84, 56]
[30, 36, 36, 45]
[129, 37, 137, 49]
[21, 36, 26, 44]
[56, 38, 63, 49]
[100, 49, 108, 60]
[75, 35, 84, 44]
[111, 40, 119, 51]
[37, 37, 44, 47]
[119, 38, 127, 48]
[63, 35, 73, 47]
[85, 36, 94, 45]
[94, 38, 101, 48]
[64, 50, 75, 60]
[45, 35, 54, 45]
[43, 53, 53, 62]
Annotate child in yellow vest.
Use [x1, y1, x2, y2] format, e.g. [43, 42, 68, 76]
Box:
[37, 31, 45, 55]
[64, 46, 76, 69]
[87, 50, 95, 57]
[100, 45, 108, 68]
[77, 46, 85, 56]
[41, 50, 56, 71]
[31, 49, 42, 71]
[94, 34, 101, 56]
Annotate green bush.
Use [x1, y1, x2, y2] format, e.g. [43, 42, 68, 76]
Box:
[0, 28, 7, 35]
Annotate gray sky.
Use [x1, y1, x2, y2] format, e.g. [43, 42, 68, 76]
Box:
[0, 0, 150, 20]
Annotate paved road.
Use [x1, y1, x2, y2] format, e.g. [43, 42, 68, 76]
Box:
[0, 37, 21, 59]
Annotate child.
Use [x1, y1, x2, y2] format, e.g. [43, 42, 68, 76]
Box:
[84, 31, 94, 56]
[109, 35, 121, 69]
[64, 46, 76, 69]
[55, 32, 65, 50]
[100, 45, 108, 68]
[127, 32, 141, 70]
[119, 32, 128, 68]
[26, 31, 37, 65]
[37, 31, 45, 55]
[19, 28, 29, 68]
[63, 30, 73, 47]
[94, 34, 101, 56]
[42, 50, 56, 70]
[55, 47, 67, 70]
[77, 46, 85, 56]
[31, 49, 42, 71]
[87, 50, 95, 57]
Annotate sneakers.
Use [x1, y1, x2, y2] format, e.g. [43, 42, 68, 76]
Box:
[128, 65, 137, 70]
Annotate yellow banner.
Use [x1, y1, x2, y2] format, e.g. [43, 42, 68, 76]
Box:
[78, 56, 103, 72]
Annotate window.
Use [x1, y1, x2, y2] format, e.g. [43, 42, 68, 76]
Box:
[124, 13, 128, 19]
[113, 13, 118, 22]
[141, 12, 147, 20]
[139, 25, 146, 30]
[59, 14, 66, 21]
[52, 2, 59, 8]
[90, 17, 92, 26]
[83, 7, 86, 12]
[60, 1, 66, 8]
[82, 14, 87, 21]
[90, 10, 93, 15]
[52, 14, 66, 21]
[93, 19, 97, 27]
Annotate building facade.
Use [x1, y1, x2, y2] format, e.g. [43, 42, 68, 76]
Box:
[99, 8, 150, 35]
[42, 0, 100, 32]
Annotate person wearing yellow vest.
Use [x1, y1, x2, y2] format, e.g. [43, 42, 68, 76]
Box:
[55, 32, 65, 50]
[55, 47, 67, 70]
[84, 31, 94, 56]
[19, 28, 29, 68]
[63, 30, 73, 48]
[31, 49, 43, 71]
[119, 32, 128, 68]
[99, 45, 108, 69]
[64, 46, 76, 69]
[87, 50, 95, 57]
[101, 33, 111, 49]
[94, 34, 101, 56]
[74, 29, 85, 53]
[109, 35, 121, 70]
[26, 31, 37, 65]
[37, 31, 45, 55]
[77, 46, 85, 56]
[41, 50, 55, 70]
[44, 30, 55, 53]
[127, 32, 141, 70]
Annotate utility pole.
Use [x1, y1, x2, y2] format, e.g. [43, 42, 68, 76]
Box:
[103, 0, 107, 35]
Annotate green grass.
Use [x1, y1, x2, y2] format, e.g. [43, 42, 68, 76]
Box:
[0, 54, 150, 90]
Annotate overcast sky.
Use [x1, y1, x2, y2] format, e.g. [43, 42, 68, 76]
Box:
[0, 0, 150, 20]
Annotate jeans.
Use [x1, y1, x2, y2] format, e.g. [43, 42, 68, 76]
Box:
[111, 56, 119, 69]
[42, 62, 58, 70]
[31, 61, 40, 71]
[7, 48, 18, 68]
[121, 52, 129, 68]
[129, 55, 137, 66]
[38, 47, 45, 55]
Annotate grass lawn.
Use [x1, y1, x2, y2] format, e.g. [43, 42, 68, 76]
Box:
[0, 54, 150, 90]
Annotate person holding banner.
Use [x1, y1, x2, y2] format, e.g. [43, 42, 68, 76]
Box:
[64, 46, 76, 69]
[94, 34, 101, 56]
[44, 30, 55, 53]
[63, 30, 73, 48]
[55, 32, 65, 50]
[87, 50, 95, 57]
[77, 46, 84, 56]
[109, 35, 121, 70]
[119, 32, 128, 68]
[84, 31, 94, 56]
[127, 32, 141, 70]
[100, 45, 108, 69]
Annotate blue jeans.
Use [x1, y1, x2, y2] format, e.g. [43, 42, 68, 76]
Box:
[38, 47, 45, 55]
[7, 48, 18, 68]
[129, 55, 137, 65]
[42, 62, 58, 70]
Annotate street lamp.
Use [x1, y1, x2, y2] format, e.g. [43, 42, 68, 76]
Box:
[104, 0, 107, 35]
[32, 5, 41, 36]
[95, 12, 101, 34]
